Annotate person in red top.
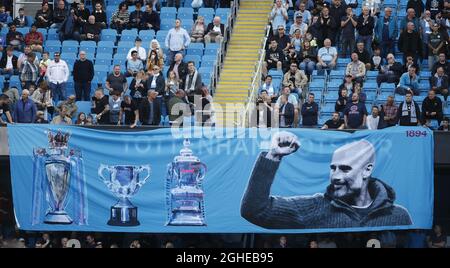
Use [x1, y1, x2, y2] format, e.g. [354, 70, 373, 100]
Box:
[24, 24, 43, 53]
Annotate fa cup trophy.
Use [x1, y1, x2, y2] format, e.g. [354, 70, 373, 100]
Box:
[32, 130, 88, 225]
[99, 165, 151, 226]
[166, 139, 207, 226]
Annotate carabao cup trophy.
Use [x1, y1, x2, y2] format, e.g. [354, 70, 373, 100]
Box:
[99, 165, 151, 226]
[166, 139, 207, 226]
[32, 130, 88, 225]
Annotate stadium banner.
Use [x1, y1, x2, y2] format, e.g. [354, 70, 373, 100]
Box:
[7, 125, 434, 233]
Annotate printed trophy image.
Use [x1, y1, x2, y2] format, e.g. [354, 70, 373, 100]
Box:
[166, 139, 207, 226]
[32, 130, 87, 225]
[99, 165, 151, 226]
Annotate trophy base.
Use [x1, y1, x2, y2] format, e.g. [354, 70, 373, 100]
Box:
[107, 206, 140, 226]
[167, 212, 206, 226]
[44, 211, 73, 225]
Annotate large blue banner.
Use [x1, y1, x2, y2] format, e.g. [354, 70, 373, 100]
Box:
[7, 125, 434, 233]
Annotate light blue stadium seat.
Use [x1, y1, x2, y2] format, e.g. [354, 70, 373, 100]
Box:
[113, 54, 128, 66]
[97, 41, 115, 54]
[204, 43, 220, 55]
[75, 101, 92, 117]
[380, 83, 396, 93]
[329, 70, 345, 80]
[79, 41, 97, 54]
[198, 8, 215, 23]
[160, 7, 177, 20]
[161, 19, 175, 31]
[61, 40, 79, 54]
[184, 54, 201, 68]
[177, 7, 194, 20]
[101, 28, 117, 42]
[9, 76, 22, 91]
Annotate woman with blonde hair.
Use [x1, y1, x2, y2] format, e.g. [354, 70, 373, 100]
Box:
[190, 16, 206, 43]
[146, 39, 164, 72]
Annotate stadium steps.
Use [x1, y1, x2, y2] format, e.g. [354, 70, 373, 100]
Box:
[214, 0, 273, 127]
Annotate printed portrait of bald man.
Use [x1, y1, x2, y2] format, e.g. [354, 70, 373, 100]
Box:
[241, 131, 412, 229]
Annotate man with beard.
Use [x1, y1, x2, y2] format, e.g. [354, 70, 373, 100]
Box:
[241, 132, 412, 229]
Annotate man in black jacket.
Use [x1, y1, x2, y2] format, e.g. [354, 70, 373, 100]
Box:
[205, 16, 225, 44]
[73, 51, 94, 101]
[130, 1, 145, 30]
[279, 94, 294, 127]
[263, 39, 284, 77]
[431, 67, 449, 100]
[142, 2, 160, 31]
[81, 15, 101, 42]
[146, 65, 165, 96]
[167, 53, 188, 88]
[398, 22, 422, 64]
[317, 6, 337, 46]
[329, 0, 347, 46]
[356, 6, 375, 56]
[422, 89, 443, 128]
[139, 89, 161, 125]
[92, 2, 107, 29]
[397, 91, 422, 126]
[0, 46, 19, 78]
[241, 132, 412, 229]
[407, 0, 425, 18]
[376, 54, 404, 86]
[432, 53, 450, 76]
[52, 0, 68, 29]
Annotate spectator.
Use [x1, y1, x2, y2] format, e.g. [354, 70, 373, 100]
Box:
[31, 81, 53, 119]
[263, 39, 284, 77]
[146, 65, 165, 98]
[284, 46, 300, 71]
[119, 95, 139, 128]
[294, 2, 311, 25]
[427, 224, 447, 248]
[340, 6, 357, 58]
[51, 106, 72, 125]
[375, 7, 397, 59]
[274, 236, 289, 248]
[317, 38, 338, 74]
[17, 45, 37, 70]
[129, 1, 145, 30]
[299, 40, 317, 76]
[59, 8, 81, 42]
[127, 37, 146, 62]
[168, 89, 190, 125]
[34, 2, 52, 28]
[396, 66, 420, 96]
[420, 10, 433, 62]
[426, 0, 444, 19]
[353, 82, 366, 103]
[431, 67, 449, 101]
[432, 53, 450, 76]
[428, 23, 446, 70]
[329, 0, 347, 45]
[399, 22, 422, 65]
[110, 2, 130, 33]
[52, 0, 67, 29]
[190, 16, 206, 43]
[270, 0, 288, 35]
[397, 91, 421, 126]
[366, 106, 384, 130]
[403, 55, 420, 74]
[400, 8, 420, 34]
[167, 0, 180, 9]
[275, 25, 291, 53]
[3, 86, 19, 105]
[127, 50, 144, 77]
[56, 95, 78, 119]
[0, 94, 13, 125]
[407, 0, 425, 18]
[80, 15, 101, 42]
[34, 110, 48, 124]
[290, 14, 308, 38]
[259, 75, 277, 97]
[309, 239, 319, 248]
[0, 46, 18, 78]
[13, 8, 29, 28]
[139, 89, 161, 125]
[76, 112, 87, 125]
[354, 41, 371, 71]
[147, 0, 161, 12]
[301, 92, 319, 126]
[13, 89, 36, 123]
[92, 2, 107, 28]
[283, 62, 307, 98]
[279, 94, 295, 128]
[166, 19, 191, 66]
[73, 51, 94, 101]
[256, 90, 274, 128]
[165, 70, 179, 106]
[46, 52, 70, 101]
[380, 95, 398, 127]
[24, 25, 43, 53]
[276, 87, 299, 124]
[167, 53, 188, 89]
[438, 117, 449, 131]
[108, 91, 122, 124]
[91, 88, 110, 125]
[321, 111, 345, 129]
[141, 2, 160, 32]
[39, 52, 51, 82]
[205, 16, 225, 44]
[370, 47, 383, 71]
[20, 52, 39, 90]
[105, 65, 128, 95]
[195, 86, 214, 126]
[344, 92, 367, 129]
[74, 1, 90, 29]
[316, 6, 337, 46]
[335, 87, 349, 115]
[345, 52, 366, 84]
[146, 39, 164, 72]
[291, 29, 303, 54]
[84, 235, 96, 249]
[130, 70, 148, 102]
[184, 61, 202, 103]
[6, 24, 24, 51]
[422, 90, 443, 129]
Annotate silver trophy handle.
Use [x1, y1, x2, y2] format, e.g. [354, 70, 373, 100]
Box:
[137, 165, 151, 187]
[197, 163, 207, 182]
[98, 164, 112, 183]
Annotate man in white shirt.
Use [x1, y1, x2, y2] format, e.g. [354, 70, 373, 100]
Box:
[205, 16, 225, 44]
[366, 106, 381, 130]
[126, 37, 147, 61]
[165, 19, 191, 66]
[317, 38, 338, 74]
[294, 2, 311, 25]
[46, 52, 70, 101]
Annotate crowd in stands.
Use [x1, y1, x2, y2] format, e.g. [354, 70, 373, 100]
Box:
[257, 0, 450, 130]
[0, 0, 233, 127]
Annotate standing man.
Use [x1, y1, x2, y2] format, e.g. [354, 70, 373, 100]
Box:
[165, 19, 191, 66]
[73, 51, 94, 101]
[46, 52, 70, 102]
[375, 7, 397, 59]
[422, 89, 443, 129]
[301, 93, 319, 127]
[14, 89, 37, 123]
[344, 93, 367, 129]
[105, 65, 128, 95]
[139, 89, 161, 126]
[366, 106, 384, 130]
[340, 7, 358, 58]
[279, 94, 295, 128]
[397, 91, 421, 126]
[356, 6, 375, 56]
[380, 95, 398, 128]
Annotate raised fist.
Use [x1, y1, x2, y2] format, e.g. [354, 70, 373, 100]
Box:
[265, 131, 300, 161]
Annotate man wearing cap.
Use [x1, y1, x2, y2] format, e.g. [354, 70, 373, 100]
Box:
[289, 14, 308, 37]
[127, 37, 147, 61]
[46, 52, 70, 101]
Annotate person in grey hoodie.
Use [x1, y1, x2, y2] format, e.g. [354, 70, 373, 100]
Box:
[241, 132, 412, 229]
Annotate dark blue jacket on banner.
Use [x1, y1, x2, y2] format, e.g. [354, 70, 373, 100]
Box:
[241, 153, 413, 229]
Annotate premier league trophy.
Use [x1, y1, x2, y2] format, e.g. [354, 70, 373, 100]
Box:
[32, 130, 88, 225]
[166, 139, 207, 226]
[99, 165, 151, 226]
